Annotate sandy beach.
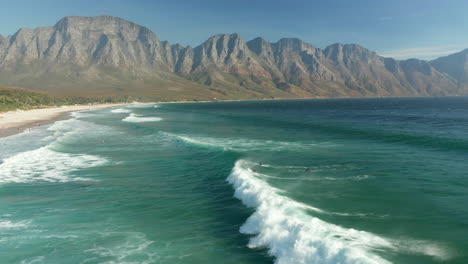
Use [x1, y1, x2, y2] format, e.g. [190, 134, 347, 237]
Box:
[0, 104, 126, 138]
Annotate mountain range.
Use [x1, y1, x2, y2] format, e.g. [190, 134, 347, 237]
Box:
[0, 15, 467, 100]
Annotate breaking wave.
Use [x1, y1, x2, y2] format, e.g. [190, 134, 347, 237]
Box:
[165, 133, 329, 152]
[122, 113, 162, 123]
[0, 147, 105, 184]
[227, 160, 453, 264]
[111, 108, 131, 113]
[0, 117, 108, 184]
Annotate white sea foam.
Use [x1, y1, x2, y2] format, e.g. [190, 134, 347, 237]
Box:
[84, 232, 156, 264]
[20, 256, 45, 264]
[0, 220, 30, 230]
[44, 117, 95, 143]
[227, 160, 452, 264]
[0, 126, 53, 161]
[0, 146, 106, 183]
[111, 108, 131, 113]
[0, 117, 108, 184]
[122, 113, 162, 123]
[45, 117, 120, 148]
[171, 134, 323, 152]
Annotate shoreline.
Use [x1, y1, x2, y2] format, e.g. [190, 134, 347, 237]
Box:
[0, 103, 126, 138]
[157, 94, 468, 105]
[2, 95, 466, 138]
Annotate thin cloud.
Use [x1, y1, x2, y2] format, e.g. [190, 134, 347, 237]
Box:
[380, 45, 468, 59]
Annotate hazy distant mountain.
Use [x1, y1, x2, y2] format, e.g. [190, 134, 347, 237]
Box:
[431, 49, 468, 90]
[0, 15, 466, 100]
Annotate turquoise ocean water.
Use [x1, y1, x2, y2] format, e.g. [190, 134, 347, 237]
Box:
[1, 97, 467, 263]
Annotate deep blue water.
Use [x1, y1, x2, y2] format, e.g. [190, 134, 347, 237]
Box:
[1, 97, 467, 263]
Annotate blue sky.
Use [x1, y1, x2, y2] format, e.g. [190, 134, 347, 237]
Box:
[0, 0, 467, 59]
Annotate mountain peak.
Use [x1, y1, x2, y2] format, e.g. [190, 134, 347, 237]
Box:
[276, 38, 308, 46]
[250, 36, 266, 41]
[273, 38, 315, 53]
[325, 43, 368, 52]
[51, 15, 160, 50]
[447, 48, 468, 57]
[0, 15, 467, 99]
[55, 15, 131, 24]
[324, 43, 377, 62]
[9, 27, 37, 43]
[430, 47, 468, 83]
[54, 15, 146, 34]
[198, 33, 247, 53]
[246, 37, 272, 55]
[431, 48, 468, 62]
[205, 33, 243, 41]
[277, 37, 304, 43]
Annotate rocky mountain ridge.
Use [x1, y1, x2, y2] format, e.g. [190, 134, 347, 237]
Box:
[0, 15, 466, 100]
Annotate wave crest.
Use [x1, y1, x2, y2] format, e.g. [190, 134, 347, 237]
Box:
[111, 108, 131, 113]
[227, 160, 452, 264]
[122, 113, 162, 123]
[0, 147, 105, 184]
[0, 118, 108, 184]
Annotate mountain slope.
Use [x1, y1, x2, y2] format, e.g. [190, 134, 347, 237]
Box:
[0, 17, 224, 100]
[0, 15, 467, 99]
[431, 49, 468, 90]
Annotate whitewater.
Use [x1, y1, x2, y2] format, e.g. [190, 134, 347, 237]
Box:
[0, 98, 467, 263]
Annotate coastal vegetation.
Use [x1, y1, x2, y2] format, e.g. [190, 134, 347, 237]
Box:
[0, 86, 133, 112]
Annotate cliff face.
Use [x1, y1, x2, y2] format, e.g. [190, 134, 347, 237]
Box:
[0, 15, 466, 99]
[0, 16, 170, 69]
